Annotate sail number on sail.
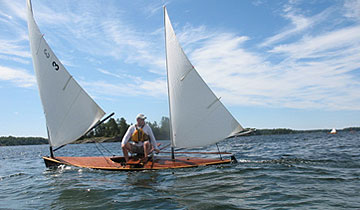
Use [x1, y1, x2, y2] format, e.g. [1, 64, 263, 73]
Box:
[52, 61, 59, 71]
[43, 48, 59, 71]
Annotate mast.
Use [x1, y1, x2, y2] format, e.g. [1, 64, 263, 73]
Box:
[164, 6, 175, 160]
[47, 126, 54, 158]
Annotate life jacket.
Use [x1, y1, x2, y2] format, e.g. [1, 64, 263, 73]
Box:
[131, 125, 149, 142]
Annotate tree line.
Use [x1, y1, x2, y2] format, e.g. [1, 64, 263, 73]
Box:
[0, 136, 47, 146]
[0, 117, 170, 146]
[251, 127, 360, 135]
[1, 123, 359, 146]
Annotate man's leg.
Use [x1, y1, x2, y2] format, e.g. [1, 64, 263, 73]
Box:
[122, 142, 131, 162]
[143, 141, 151, 159]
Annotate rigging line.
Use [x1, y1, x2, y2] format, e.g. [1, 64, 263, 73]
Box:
[83, 112, 115, 137]
[175, 147, 184, 151]
[55, 113, 115, 153]
[98, 141, 115, 156]
[94, 142, 118, 168]
[216, 143, 223, 160]
[53, 144, 66, 152]
[159, 143, 171, 150]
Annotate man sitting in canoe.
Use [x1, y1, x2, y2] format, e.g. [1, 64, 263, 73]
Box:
[121, 113, 160, 163]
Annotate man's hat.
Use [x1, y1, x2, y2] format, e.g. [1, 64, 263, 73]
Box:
[136, 113, 146, 120]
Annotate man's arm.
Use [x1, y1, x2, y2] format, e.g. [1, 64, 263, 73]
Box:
[121, 125, 134, 147]
[145, 125, 159, 150]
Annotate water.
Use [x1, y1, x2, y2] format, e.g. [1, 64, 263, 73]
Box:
[1, 132, 359, 209]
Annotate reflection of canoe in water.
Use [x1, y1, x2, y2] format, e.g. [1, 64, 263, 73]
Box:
[43, 155, 234, 171]
[27, 1, 241, 171]
[330, 128, 337, 134]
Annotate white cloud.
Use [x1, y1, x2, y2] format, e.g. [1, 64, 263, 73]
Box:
[261, 3, 333, 47]
[270, 26, 360, 59]
[101, 19, 165, 73]
[0, 38, 30, 58]
[97, 68, 122, 79]
[0, 54, 29, 64]
[176, 24, 214, 49]
[81, 77, 167, 99]
[344, 0, 360, 21]
[0, 65, 35, 87]
[29, 1, 166, 75]
[142, 1, 168, 17]
[262, 14, 311, 47]
[0, 0, 27, 22]
[184, 23, 360, 111]
[1, 0, 359, 112]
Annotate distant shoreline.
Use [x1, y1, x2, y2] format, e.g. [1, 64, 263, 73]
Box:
[1, 127, 358, 146]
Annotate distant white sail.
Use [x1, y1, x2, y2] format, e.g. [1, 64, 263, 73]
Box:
[330, 128, 337, 134]
[164, 7, 243, 148]
[27, 0, 105, 147]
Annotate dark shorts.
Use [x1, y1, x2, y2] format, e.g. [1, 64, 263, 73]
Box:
[129, 142, 144, 154]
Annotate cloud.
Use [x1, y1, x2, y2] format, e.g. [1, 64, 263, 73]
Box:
[270, 26, 360, 59]
[184, 16, 360, 111]
[28, 1, 166, 75]
[176, 24, 214, 49]
[261, 2, 333, 47]
[101, 19, 165, 74]
[81, 77, 167, 99]
[0, 54, 29, 64]
[1, 0, 359, 112]
[0, 0, 27, 22]
[344, 0, 360, 21]
[142, 0, 168, 17]
[0, 65, 35, 87]
[97, 68, 122, 79]
[0, 38, 30, 58]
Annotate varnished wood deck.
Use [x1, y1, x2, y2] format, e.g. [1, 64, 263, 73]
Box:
[43, 155, 232, 171]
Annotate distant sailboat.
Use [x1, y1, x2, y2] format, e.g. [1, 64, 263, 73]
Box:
[330, 128, 337, 134]
[28, 0, 240, 170]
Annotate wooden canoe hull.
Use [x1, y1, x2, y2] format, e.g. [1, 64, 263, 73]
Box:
[43, 155, 234, 171]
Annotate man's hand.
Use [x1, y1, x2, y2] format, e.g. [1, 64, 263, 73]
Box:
[154, 148, 160, 154]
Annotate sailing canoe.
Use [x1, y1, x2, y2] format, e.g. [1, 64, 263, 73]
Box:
[26, 1, 238, 171]
[43, 156, 233, 171]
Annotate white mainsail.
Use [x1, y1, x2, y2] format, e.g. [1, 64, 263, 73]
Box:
[164, 7, 244, 148]
[330, 128, 337, 134]
[27, 0, 105, 147]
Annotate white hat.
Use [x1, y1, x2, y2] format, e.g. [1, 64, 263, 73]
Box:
[136, 113, 146, 120]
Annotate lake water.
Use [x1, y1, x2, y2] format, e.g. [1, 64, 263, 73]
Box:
[0, 132, 359, 209]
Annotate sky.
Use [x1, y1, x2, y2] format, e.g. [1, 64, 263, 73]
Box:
[0, 0, 360, 137]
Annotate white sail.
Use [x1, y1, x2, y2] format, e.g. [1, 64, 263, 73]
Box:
[330, 128, 337, 134]
[164, 7, 243, 148]
[27, 0, 105, 147]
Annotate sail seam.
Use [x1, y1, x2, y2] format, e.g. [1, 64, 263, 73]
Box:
[63, 76, 73, 91]
[180, 66, 194, 81]
[35, 34, 44, 55]
[207, 97, 221, 109]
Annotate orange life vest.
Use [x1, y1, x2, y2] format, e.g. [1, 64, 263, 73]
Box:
[131, 125, 149, 142]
